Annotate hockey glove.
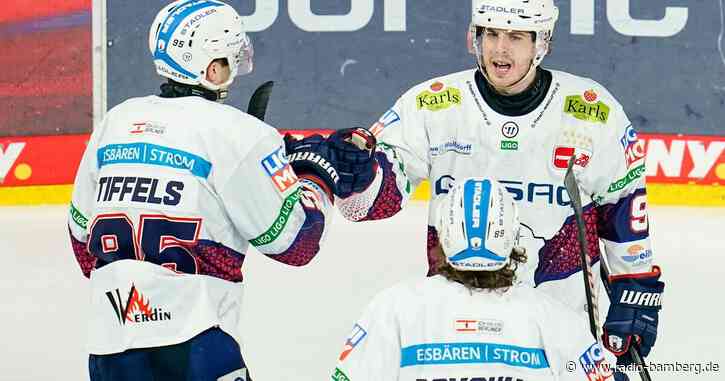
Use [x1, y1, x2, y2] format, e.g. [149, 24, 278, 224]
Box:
[324, 127, 377, 199]
[284, 134, 340, 201]
[602, 266, 664, 365]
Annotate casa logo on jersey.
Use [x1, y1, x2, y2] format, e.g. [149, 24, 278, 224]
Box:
[106, 284, 172, 326]
[553, 146, 592, 170]
[455, 319, 504, 335]
[564, 90, 610, 124]
[129, 121, 166, 135]
[620, 125, 646, 169]
[416, 82, 462, 112]
[369, 109, 400, 137]
[620, 244, 653, 266]
[579, 343, 613, 381]
[430, 138, 473, 156]
[261, 146, 298, 193]
[338, 323, 367, 361]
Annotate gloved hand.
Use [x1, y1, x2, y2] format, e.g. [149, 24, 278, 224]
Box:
[602, 266, 664, 365]
[284, 133, 340, 201]
[323, 127, 377, 198]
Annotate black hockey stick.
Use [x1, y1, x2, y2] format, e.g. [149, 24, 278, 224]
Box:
[247, 81, 274, 121]
[564, 157, 652, 381]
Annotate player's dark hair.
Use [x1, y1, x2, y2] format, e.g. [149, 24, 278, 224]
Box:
[434, 245, 527, 290]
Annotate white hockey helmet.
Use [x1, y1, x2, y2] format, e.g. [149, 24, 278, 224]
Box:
[435, 178, 521, 271]
[469, 0, 559, 68]
[148, 0, 254, 91]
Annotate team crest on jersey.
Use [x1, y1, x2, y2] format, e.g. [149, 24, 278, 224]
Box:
[338, 323, 367, 361]
[564, 90, 610, 124]
[261, 146, 298, 193]
[416, 82, 462, 112]
[552, 146, 592, 170]
[369, 109, 400, 137]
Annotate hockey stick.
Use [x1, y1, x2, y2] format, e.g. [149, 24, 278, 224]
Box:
[247, 81, 274, 121]
[564, 157, 652, 381]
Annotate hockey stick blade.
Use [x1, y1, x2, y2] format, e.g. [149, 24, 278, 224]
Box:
[564, 157, 652, 381]
[247, 81, 274, 121]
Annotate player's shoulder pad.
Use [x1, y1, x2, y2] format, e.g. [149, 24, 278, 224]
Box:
[549, 69, 623, 109]
[400, 68, 477, 108]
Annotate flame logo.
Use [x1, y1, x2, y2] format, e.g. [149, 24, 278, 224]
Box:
[124, 287, 153, 322]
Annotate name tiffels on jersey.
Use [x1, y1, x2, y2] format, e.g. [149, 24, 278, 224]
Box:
[261, 146, 298, 193]
[339, 323, 367, 361]
[96, 176, 184, 206]
[106, 284, 172, 326]
[370, 109, 400, 137]
[417, 82, 462, 112]
[564, 90, 610, 124]
[579, 343, 613, 381]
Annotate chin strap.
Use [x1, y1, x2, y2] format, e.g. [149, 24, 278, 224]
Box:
[159, 80, 228, 102]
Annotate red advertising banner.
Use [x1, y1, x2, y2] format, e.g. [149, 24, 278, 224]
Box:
[641, 134, 724, 185]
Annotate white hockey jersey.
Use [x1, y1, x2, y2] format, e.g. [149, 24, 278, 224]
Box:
[68, 95, 331, 354]
[334, 276, 614, 381]
[339, 68, 654, 313]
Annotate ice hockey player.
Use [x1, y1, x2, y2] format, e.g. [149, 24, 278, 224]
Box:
[328, 0, 665, 372]
[333, 177, 617, 381]
[67, 1, 342, 379]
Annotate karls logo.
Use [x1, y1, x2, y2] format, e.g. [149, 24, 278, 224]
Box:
[240, 0, 687, 37]
[563, 93, 610, 124]
[0, 142, 26, 183]
[553, 146, 591, 170]
[416, 82, 462, 112]
[261, 146, 298, 193]
[105, 284, 172, 325]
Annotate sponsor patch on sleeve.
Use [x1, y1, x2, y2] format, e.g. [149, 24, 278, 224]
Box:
[338, 323, 368, 361]
[261, 145, 298, 193]
[369, 109, 400, 137]
[579, 342, 613, 381]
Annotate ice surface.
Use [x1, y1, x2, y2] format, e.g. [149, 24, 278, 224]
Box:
[0, 203, 723, 380]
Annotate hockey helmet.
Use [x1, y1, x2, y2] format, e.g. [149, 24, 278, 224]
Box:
[435, 178, 521, 271]
[469, 0, 559, 69]
[149, 0, 254, 91]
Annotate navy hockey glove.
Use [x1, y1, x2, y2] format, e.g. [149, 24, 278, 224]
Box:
[323, 127, 377, 199]
[602, 266, 664, 365]
[284, 133, 340, 201]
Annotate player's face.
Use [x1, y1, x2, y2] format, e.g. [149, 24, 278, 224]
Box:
[480, 28, 536, 94]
